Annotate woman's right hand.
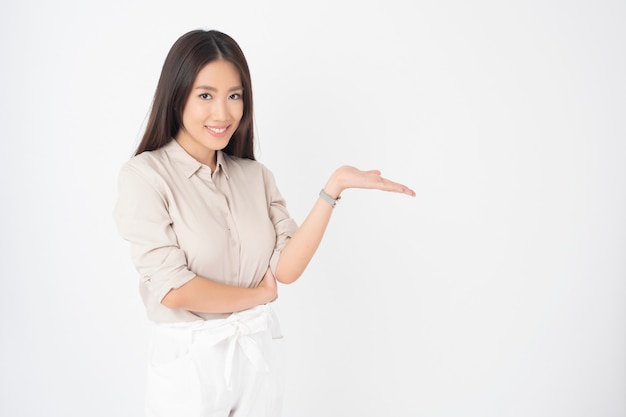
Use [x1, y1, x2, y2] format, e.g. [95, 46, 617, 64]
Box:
[258, 267, 278, 304]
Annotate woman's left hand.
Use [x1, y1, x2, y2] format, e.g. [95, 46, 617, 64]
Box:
[275, 165, 415, 284]
[323, 165, 416, 199]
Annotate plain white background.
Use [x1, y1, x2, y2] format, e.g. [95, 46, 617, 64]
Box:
[1, 1, 625, 416]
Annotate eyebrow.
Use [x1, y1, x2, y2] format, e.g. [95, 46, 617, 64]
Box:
[194, 85, 243, 92]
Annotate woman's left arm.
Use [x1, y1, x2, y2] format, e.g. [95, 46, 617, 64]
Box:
[274, 165, 415, 284]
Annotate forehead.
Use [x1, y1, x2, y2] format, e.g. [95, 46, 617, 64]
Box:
[194, 60, 242, 87]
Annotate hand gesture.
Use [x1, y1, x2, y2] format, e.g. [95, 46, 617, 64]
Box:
[323, 166, 415, 199]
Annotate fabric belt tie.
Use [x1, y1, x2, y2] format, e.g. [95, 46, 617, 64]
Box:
[189, 305, 272, 389]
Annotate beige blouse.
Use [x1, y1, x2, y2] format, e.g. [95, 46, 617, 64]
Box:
[114, 140, 298, 323]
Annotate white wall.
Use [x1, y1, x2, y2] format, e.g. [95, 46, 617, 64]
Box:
[1, 1, 625, 416]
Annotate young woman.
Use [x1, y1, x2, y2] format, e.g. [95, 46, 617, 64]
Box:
[114, 29, 415, 417]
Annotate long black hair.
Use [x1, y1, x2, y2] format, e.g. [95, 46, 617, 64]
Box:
[135, 30, 255, 160]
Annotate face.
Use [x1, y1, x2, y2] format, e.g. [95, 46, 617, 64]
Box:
[175, 59, 244, 168]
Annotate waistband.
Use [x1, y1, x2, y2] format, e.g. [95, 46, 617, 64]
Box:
[151, 304, 280, 388]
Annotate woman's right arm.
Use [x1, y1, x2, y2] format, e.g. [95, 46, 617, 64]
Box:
[115, 164, 275, 316]
[161, 268, 277, 313]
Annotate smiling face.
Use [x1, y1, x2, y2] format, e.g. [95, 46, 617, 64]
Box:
[175, 59, 244, 169]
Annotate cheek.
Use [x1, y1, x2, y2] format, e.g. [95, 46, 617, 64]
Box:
[181, 104, 195, 124]
[232, 104, 244, 124]
[236, 103, 245, 118]
[189, 104, 206, 119]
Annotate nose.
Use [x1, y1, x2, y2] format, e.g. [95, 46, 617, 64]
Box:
[213, 98, 228, 121]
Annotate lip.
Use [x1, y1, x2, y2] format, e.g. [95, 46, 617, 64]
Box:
[205, 125, 230, 139]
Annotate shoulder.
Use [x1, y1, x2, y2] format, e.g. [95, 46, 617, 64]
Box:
[117, 148, 171, 188]
[122, 148, 167, 171]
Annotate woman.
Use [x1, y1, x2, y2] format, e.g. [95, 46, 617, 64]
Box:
[114, 29, 415, 417]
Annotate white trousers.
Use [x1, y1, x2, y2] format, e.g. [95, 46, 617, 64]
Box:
[145, 304, 285, 417]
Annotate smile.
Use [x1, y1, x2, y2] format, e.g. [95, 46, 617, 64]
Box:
[207, 126, 228, 134]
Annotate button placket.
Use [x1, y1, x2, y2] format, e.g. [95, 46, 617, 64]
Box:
[213, 170, 241, 283]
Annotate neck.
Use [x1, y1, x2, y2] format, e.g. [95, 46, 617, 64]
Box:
[174, 137, 217, 171]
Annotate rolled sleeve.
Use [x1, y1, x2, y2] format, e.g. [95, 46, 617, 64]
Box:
[114, 164, 196, 303]
[262, 166, 299, 276]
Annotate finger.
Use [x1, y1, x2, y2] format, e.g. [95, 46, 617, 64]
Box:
[379, 177, 416, 196]
[396, 183, 416, 196]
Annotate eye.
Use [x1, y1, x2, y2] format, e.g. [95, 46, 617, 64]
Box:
[229, 93, 242, 100]
[199, 93, 212, 100]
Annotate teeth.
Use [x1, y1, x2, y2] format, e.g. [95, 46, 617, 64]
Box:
[208, 126, 227, 133]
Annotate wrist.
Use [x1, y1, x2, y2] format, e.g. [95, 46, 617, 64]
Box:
[323, 171, 344, 199]
[319, 189, 340, 207]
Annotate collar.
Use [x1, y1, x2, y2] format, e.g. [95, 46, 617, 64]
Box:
[165, 140, 230, 180]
